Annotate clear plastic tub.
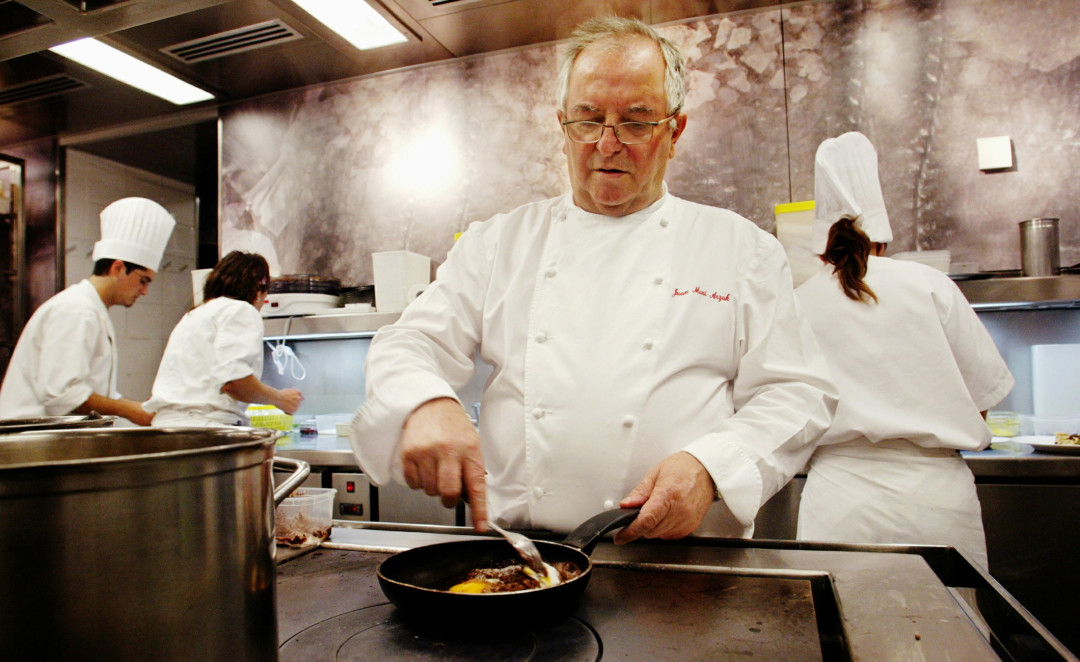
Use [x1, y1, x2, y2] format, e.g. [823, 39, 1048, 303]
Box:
[275, 487, 336, 547]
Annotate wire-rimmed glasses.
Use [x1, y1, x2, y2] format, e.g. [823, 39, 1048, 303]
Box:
[561, 113, 678, 145]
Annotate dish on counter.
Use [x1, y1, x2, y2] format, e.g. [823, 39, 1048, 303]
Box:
[1015, 436, 1080, 455]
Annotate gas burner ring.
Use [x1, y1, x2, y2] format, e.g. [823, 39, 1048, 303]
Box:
[280, 603, 600, 661]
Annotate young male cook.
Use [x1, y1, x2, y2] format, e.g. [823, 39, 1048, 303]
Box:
[0, 197, 175, 425]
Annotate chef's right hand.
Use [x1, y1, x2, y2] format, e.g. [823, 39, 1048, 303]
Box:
[400, 397, 488, 531]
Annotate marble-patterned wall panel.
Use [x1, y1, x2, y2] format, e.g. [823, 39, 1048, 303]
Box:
[221, 46, 568, 286]
[220, 11, 786, 285]
[222, 0, 1080, 283]
[784, 0, 1080, 270]
[664, 14, 791, 231]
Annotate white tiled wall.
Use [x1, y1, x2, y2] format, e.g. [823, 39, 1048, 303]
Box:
[64, 149, 198, 402]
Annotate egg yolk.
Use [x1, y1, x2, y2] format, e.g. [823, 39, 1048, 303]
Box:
[448, 579, 491, 594]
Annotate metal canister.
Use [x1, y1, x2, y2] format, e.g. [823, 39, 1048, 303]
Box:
[1019, 218, 1060, 277]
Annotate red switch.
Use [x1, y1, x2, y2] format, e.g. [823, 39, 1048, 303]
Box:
[346, 480, 355, 493]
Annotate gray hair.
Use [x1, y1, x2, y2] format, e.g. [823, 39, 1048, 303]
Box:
[556, 16, 686, 117]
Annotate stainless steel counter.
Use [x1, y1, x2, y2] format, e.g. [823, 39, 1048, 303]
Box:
[277, 522, 1078, 661]
[275, 433, 1080, 478]
[274, 432, 356, 467]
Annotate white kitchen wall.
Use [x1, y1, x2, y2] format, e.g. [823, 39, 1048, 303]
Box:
[64, 149, 197, 402]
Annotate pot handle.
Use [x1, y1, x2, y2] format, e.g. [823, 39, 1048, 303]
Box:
[272, 456, 312, 506]
[561, 507, 642, 555]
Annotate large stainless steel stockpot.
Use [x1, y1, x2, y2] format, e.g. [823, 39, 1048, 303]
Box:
[0, 427, 309, 662]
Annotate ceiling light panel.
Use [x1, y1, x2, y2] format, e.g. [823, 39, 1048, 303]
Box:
[49, 38, 214, 105]
[292, 0, 409, 51]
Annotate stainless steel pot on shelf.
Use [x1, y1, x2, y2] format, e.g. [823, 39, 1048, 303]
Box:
[0, 427, 309, 662]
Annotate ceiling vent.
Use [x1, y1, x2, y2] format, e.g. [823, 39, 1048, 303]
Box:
[162, 19, 304, 64]
[0, 74, 88, 107]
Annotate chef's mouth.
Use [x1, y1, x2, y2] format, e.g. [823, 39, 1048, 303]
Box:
[596, 167, 628, 175]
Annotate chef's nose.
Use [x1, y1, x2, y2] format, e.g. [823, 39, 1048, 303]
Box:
[596, 124, 623, 155]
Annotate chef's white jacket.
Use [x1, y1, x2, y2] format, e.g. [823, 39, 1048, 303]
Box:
[144, 297, 265, 427]
[0, 280, 119, 418]
[794, 256, 1014, 565]
[352, 192, 837, 537]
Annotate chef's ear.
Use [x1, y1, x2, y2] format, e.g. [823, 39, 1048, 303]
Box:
[108, 259, 126, 277]
[667, 113, 688, 159]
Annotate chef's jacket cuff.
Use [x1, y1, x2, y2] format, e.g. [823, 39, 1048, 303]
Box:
[682, 436, 763, 529]
[349, 375, 461, 486]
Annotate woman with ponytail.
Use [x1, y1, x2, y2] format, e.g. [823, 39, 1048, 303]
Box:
[793, 132, 1013, 569]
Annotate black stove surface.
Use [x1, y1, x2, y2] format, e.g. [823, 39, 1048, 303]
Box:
[277, 549, 841, 661]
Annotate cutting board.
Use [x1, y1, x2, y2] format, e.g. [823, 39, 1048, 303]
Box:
[1031, 344, 1080, 416]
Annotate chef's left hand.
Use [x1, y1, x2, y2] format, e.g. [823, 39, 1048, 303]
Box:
[614, 451, 715, 544]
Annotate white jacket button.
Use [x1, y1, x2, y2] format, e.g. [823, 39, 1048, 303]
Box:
[659, 218, 670, 227]
[653, 275, 664, 285]
[532, 408, 545, 419]
[535, 332, 547, 343]
[623, 416, 635, 428]
[545, 268, 557, 278]
[533, 486, 544, 499]
[643, 339, 654, 350]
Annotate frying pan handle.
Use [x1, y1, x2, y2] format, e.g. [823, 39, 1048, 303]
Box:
[272, 456, 312, 506]
[562, 507, 642, 555]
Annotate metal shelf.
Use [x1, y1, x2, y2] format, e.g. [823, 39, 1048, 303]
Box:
[957, 275, 1080, 311]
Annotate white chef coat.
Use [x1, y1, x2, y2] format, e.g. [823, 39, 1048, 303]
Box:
[352, 191, 837, 537]
[794, 256, 1014, 566]
[144, 297, 265, 427]
[0, 280, 119, 418]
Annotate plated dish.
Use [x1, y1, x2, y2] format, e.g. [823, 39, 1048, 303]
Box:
[1014, 436, 1080, 456]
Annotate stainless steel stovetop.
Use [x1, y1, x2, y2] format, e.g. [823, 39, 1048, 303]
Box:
[275, 523, 1077, 662]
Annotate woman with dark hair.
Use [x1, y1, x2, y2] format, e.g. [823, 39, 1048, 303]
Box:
[793, 132, 1013, 568]
[146, 251, 303, 426]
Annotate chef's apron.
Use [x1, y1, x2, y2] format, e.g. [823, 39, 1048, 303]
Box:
[797, 438, 988, 568]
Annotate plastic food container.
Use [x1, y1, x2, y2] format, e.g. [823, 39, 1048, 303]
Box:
[986, 411, 1020, 437]
[275, 487, 337, 547]
[248, 404, 294, 431]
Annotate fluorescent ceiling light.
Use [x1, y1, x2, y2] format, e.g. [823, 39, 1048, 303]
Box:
[49, 38, 214, 105]
[293, 0, 408, 50]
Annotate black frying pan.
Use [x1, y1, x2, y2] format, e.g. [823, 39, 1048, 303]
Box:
[377, 507, 641, 623]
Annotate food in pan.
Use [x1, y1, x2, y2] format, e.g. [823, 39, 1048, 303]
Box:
[1054, 433, 1080, 446]
[446, 560, 582, 594]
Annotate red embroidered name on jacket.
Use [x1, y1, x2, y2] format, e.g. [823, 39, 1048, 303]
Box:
[672, 287, 731, 302]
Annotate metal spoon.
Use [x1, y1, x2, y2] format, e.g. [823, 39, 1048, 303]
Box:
[488, 521, 559, 585]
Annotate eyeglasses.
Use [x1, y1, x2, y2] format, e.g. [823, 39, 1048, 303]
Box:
[561, 113, 678, 145]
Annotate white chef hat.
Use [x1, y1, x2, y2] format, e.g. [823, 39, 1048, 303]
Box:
[92, 198, 176, 272]
[810, 131, 893, 255]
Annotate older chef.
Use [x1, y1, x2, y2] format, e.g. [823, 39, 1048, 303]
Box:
[351, 16, 837, 540]
[144, 251, 303, 426]
[794, 132, 1014, 567]
[0, 197, 175, 425]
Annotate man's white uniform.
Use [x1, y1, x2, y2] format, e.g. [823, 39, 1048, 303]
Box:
[0, 280, 118, 418]
[0, 196, 175, 421]
[353, 191, 837, 536]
